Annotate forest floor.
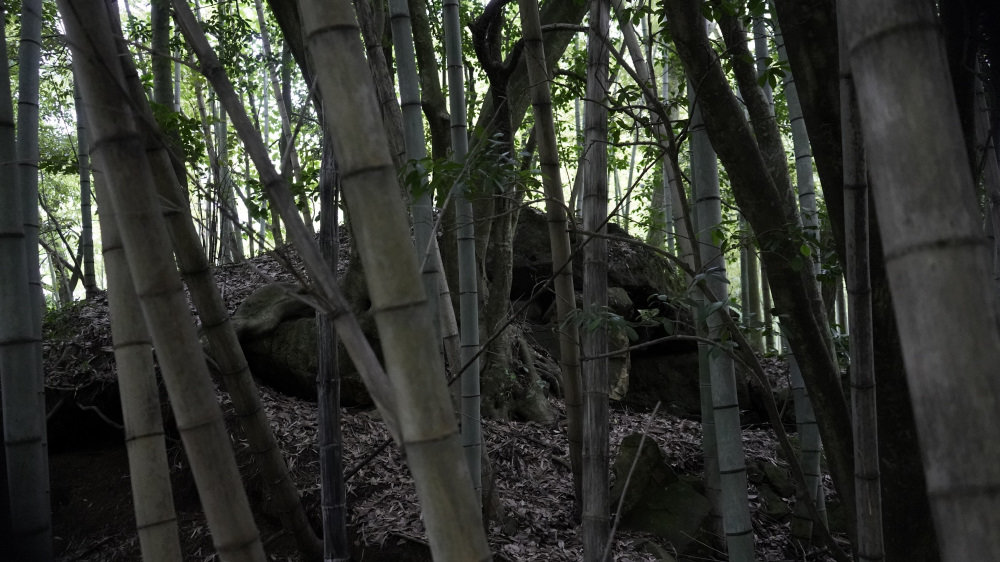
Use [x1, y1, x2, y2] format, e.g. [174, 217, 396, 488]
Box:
[49, 393, 844, 562]
[44, 245, 846, 561]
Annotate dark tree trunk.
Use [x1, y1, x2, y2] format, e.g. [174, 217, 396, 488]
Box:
[318, 134, 350, 561]
[771, 2, 941, 558]
[665, 0, 856, 531]
[408, 0, 452, 161]
[941, 0, 980, 177]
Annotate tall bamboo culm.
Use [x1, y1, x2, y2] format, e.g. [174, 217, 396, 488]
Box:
[61, 1, 266, 559]
[171, 0, 401, 444]
[582, 1, 611, 559]
[443, 0, 484, 502]
[317, 135, 349, 561]
[517, 0, 583, 517]
[768, 18, 829, 542]
[92, 164, 183, 562]
[838, 2, 884, 557]
[101, 9, 323, 556]
[691, 70, 755, 562]
[296, 0, 492, 558]
[0, 4, 50, 555]
[844, 0, 1000, 559]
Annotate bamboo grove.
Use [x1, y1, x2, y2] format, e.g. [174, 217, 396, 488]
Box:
[1, 0, 999, 560]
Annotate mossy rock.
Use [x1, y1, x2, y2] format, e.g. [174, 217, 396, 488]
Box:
[611, 433, 679, 514]
[611, 433, 710, 553]
[759, 484, 792, 520]
[762, 462, 796, 497]
[240, 316, 370, 405]
[618, 479, 711, 553]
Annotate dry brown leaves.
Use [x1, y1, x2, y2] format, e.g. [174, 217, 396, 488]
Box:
[236, 381, 838, 561]
[46, 241, 841, 561]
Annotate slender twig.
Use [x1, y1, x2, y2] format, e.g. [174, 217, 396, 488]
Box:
[344, 437, 392, 481]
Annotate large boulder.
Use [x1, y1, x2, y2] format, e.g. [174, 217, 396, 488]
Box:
[511, 208, 712, 414]
[229, 282, 314, 340]
[225, 213, 745, 420]
[229, 282, 556, 421]
[511, 208, 678, 311]
[230, 283, 373, 405]
[625, 342, 755, 419]
[626, 345, 702, 416]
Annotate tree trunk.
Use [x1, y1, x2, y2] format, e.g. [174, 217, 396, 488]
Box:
[279, 43, 312, 234]
[582, 1, 610, 558]
[771, 17, 828, 542]
[295, 1, 494, 558]
[0, 9, 49, 555]
[940, 0, 980, 177]
[768, 0, 845, 260]
[92, 161, 183, 562]
[467, 2, 521, 433]
[407, 0, 451, 161]
[838, 7, 883, 558]
[380, 0, 461, 394]
[473, 1, 588, 143]
[770, 2, 939, 557]
[976, 68, 1000, 300]
[194, 81, 220, 261]
[389, 0, 440, 349]
[691, 77, 724, 540]
[355, 0, 405, 173]
[784, 334, 827, 539]
[74, 80, 98, 298]
[19, 0, 44, 339]
[665, 0, 856, 530]
[697, 321, 721, 537]
[63, 2, 267, 559]
[661, 51, 678, 255]
[646, 166, 669, 250]
[843, 1, 1000, 559]
[252, 0, 286, 245]
[151, 0, 187, 193]
[691, 72, 755, 561]
[518, 0, 584, 517]
[317, 135, 350, 562]
[744, 228, 762, 352]
[216, 107, 244, 264]
[442, 0, 484, 501]
[761, 265, 774, 352]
